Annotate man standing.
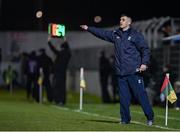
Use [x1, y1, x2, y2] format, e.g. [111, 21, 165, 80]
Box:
[80, 14, 154, 125]
[38, 48, 53, 102]
[26, 51, 39, 102]
[48, 36, 71, 106]
[99, 50, 111, 103]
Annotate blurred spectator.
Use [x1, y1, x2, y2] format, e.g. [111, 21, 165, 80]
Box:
[48, 36, 71, 106]
[20, 52, 29, 88]
[99, 50, 111, 103]
[161, 25, 172, 37]
[26, 51, 40, 102]
[2, 65, 18, 91]
[109, 54, 119, 103]
[174, 80, 180, 110]
[144, 54, 158, 106]
[38, 48, 53, 102]
[161, 24, 172, 45]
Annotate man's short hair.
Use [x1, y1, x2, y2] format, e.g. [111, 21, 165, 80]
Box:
[120, 14, 132, 24]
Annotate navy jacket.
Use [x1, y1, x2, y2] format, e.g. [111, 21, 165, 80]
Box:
[87, 27, 150, 76]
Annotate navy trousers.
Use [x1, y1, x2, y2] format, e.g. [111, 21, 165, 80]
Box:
[117, 74, 154, 123]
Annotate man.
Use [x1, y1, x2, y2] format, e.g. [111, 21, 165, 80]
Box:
[3, 65, 17, 91]
[38, 48, 53, 102]
[48, 36, 71, 106]
[26, 51, 39, 102]
[109, 54, 119, 103]
[80, 14, 154, 126]
[99, 50, 111, 103]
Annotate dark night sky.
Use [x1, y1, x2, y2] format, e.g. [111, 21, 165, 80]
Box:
[0, 0, 179, 31]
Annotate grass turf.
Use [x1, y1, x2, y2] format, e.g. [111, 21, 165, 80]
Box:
[0, 87, 180, 131]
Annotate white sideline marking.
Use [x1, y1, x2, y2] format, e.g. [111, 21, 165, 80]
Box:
[52, 105, 180, 131]
[96, 104, 180, 121]
[132, 110, 180, 121]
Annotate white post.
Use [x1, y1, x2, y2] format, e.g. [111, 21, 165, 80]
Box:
[79, 67, 84, 111]
[39, 85, 42, 104]
[165, 73, 169, 126]
[80, 87, 83, 111]
[39, 68, 43, 104]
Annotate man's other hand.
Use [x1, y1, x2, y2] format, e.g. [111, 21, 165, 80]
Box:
[80, 25, 88, 30]
[139, 64, 147, 72]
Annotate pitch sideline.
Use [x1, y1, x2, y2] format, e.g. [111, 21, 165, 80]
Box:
[52, 105, 180, 131]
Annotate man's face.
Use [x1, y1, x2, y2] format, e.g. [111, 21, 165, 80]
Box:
[119, 16, 131, 29]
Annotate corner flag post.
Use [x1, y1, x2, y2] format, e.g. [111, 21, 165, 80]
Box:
[80, 67, 85, 111]
[80, 85, 83, 110]
[161, 73, 177, 126]
[165, 73, 169, 126]
[38, 67, 44, 104]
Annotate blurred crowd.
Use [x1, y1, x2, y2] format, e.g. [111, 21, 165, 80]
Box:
[0, 36, 71, 106]
[0, 40, 180, 110]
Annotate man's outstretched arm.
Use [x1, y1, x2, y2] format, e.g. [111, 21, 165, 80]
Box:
[80, 25, 114, 43]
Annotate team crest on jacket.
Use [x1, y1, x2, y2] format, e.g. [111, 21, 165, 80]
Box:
[138, 79, 142, 84]
[128, 36, 131, 40]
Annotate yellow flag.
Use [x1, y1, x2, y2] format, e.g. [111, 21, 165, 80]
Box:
[38, 68, 44, 86]
[38, 77, 43, 86]
[167, 90, 177, 104]
[80, 68, 86, 89]
[80, 79, 86, 89]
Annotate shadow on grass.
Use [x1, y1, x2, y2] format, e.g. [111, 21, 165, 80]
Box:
[87, 119, 119, 124]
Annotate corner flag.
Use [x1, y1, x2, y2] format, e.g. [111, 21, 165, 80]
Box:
[79, 67, 86, 110]
[160, 75, 177, 104]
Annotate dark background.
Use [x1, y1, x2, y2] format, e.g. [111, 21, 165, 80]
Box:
[0, 0, 179, 31]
